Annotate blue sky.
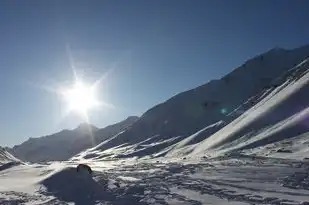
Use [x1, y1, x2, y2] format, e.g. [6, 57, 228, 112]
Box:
[1, 0, 309, 146]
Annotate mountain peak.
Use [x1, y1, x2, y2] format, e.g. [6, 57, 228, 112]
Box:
[74, 123, 99, 133]
[125, 116, 139, 122]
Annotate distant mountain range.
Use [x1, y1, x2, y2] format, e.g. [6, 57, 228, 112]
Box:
[8, 116, 138, 162]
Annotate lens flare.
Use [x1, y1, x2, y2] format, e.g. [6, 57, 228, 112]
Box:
[220, 108, 228, 114]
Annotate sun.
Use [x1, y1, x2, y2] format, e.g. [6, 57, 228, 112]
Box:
[61, 80, 100, 116]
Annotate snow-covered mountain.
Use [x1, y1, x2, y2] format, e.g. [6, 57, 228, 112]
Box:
[94, 116, 139, 144]
[75, 45, 309, 161]
[9, 116, 138, 163]
[0, 147, 20, 165]
[182, 56, 309, 158]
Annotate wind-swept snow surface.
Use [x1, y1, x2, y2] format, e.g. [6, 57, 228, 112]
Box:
[1, 158, 309, 204]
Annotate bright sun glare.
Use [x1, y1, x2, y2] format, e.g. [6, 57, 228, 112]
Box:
[61, 80, 100, 116]
[52, 45, 114, 120]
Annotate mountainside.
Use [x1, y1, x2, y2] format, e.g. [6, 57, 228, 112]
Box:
[10, 116, 138, 163]
[94, 116, 139, 144]
[187, 56, 309, 157]
[74, 45, 309, 161]
[0, 147, 20, 165]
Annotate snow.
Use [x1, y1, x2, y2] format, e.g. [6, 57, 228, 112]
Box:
[1, 157, 309, 204]
[188, 57, 309, 157]
[169, 187, 247, 205]
[117, 176, 141, 181]
[0, 147, 20, 165]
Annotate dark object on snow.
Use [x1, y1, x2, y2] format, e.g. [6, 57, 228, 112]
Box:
[276, 148, 292, 153]
[76, 164, 92, 175]
[183, 157, 187, 160]
[114, 182, 120, 188]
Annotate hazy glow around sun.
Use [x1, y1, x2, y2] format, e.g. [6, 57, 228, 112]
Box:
[61, 79, 101, 116]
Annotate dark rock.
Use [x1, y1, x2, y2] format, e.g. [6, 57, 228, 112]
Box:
[276, 148, 292, 153]
[76, 164, 92, 175]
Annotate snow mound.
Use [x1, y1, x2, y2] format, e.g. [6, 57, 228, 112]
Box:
[39, 167, 116, 204]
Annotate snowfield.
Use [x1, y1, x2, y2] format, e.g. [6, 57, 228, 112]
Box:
[1, 157, 309, 204]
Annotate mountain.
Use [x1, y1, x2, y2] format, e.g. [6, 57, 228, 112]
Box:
[0, 147, 20, 165]
[10, 117, 138, 163]
[74, 45, 309, 161]
[73, 123, 99, 135]
[94, 116, 139, 144]
[183, 56, 309, 158]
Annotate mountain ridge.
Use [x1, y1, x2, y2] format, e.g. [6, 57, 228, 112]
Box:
[73, 44, 309, 161]
[9, 116, 139, 162]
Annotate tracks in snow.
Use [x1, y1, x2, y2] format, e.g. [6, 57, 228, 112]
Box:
[1, 156, 309, 204]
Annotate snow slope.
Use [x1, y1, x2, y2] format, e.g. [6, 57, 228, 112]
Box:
[10, 116, 138, 163]
[0, 147, 21, 175]
[0, 147, 20, 165]
[191, 57, 309, 157]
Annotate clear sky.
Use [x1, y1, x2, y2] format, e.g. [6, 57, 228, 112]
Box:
[1, 0, 309, 146]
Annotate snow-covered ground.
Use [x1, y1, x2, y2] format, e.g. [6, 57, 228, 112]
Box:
[1, 157, 309, 204]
